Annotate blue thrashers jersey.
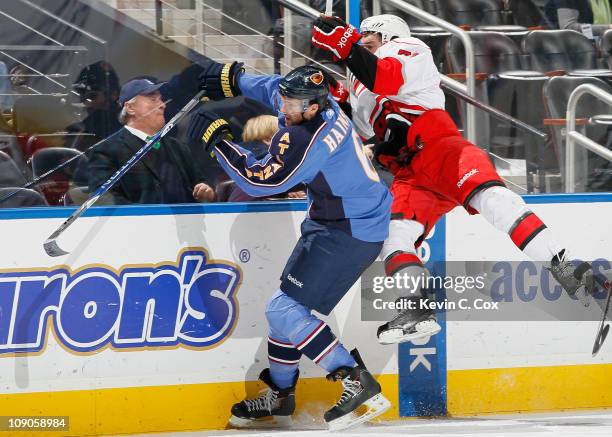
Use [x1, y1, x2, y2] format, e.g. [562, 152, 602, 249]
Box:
[213, 73, 392, 243]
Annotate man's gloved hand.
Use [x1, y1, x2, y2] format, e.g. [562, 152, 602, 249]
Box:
[373, 115, 410, 162]
[311, 15, 361, 61]
[198, 60, 244, 100]
[325, 72, 349, 104]
[187, 108, 234, 151]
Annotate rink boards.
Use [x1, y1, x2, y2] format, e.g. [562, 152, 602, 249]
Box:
[0, 194, 610, 436]
[444, 194, 612, 415]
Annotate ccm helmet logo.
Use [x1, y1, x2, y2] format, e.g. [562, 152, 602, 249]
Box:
[338, 27, 355, 48]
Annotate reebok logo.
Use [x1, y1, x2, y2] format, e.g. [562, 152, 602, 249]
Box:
[338, 27, 355, 48]
[457, 168, 478, 188]
[287, 273, 303, 288]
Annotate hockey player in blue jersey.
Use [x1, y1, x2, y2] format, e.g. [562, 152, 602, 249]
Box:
[187, 64, 393, 430]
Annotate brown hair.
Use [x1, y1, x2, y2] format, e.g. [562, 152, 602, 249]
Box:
[242, 115, 279, 143]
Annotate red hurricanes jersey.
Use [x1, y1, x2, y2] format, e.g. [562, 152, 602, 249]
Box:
[349, 37, 445, 139]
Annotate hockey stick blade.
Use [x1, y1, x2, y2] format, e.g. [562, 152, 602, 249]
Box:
[42, 90, 206, 257]
[592, 277, 611, 357]
[43, 195, 98, 257]
[43, 239, 69, 257]
[593, 324, 610, 356]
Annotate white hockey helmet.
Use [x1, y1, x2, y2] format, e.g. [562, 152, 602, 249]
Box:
[360, 14, 411, 44]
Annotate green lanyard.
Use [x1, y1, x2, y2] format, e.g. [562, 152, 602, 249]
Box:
[146, 135, 161, 150]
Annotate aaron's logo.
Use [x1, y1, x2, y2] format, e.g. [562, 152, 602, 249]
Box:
[0, 249, 241, 356]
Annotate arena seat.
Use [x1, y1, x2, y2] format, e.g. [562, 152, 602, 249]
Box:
[506, 0, 548, 28]
[413, 29, 451, 73]
[0, 150, 27, 188]
[487, 70, 551, 193]
[522, 30, 598, 73]
[29, 147, 83, 205]
[379, 0, 438, 27]
[446, 31, 523, 74]
[543, 76, 612, 191]
[445, 31, 526, 150]
[434, 0, 505, 27]
[0, 187, 47, 207]
[30, 147, 82, 178]
[599, 29, 612, 70]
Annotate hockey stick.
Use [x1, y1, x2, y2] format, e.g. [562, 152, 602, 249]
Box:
[325, 0, 333, 15]
[441, 82, 549, 141]
[592, 275, 611, 356]
[43, 89, 206, 257]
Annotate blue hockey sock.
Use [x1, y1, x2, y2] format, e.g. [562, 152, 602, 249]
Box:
[269, 360, 299, 389]
[316, 342, 356, 373]
[266, 290, 356, 379]
[294, 321, 356, 372]
[268, 335, 302, 389]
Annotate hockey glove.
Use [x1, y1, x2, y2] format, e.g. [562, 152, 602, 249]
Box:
[312, 15, 361, 61]
[198, 60, 244, 100]
[325, 72, 349, 105]
[373, 115, 410, 163]
[187, 108, 234, 151]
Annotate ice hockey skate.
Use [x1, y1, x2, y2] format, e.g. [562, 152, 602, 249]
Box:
[324, 349, 391, 431]
[377, 295, 442, 345]
[549, 250, 595, 306]
[228, 369, 296, 429]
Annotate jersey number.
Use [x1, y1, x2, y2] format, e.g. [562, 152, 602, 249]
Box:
[398, 49, 417, 58]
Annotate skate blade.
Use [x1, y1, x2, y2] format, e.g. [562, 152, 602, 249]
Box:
[378, 320, 442, 345]
[326, 393, 391, 431]
[228, 414, 292, 429]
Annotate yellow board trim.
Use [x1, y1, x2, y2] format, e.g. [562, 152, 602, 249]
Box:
[4, 363, 611, 435]
[448, 363, 612, 416]
[0, 374, 398, 436]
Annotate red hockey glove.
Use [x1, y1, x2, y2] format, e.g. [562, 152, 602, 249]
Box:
[326, 73, 349, 104]
[312, 15, 361, 61]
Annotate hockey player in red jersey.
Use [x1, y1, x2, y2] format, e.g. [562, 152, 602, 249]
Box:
[312, 14, 596, 345]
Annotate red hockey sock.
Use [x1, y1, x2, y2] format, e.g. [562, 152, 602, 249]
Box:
[384, 251, 423, 276]
[508, 211, 547, 251]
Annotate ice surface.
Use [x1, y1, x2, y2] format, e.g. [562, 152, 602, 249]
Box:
[131, 410, 612, 437]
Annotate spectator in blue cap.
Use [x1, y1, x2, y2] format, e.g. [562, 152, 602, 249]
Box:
[86, 78, 216, 204]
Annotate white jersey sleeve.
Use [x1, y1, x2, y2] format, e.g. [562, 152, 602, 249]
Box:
[349, 37, 445, 139]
